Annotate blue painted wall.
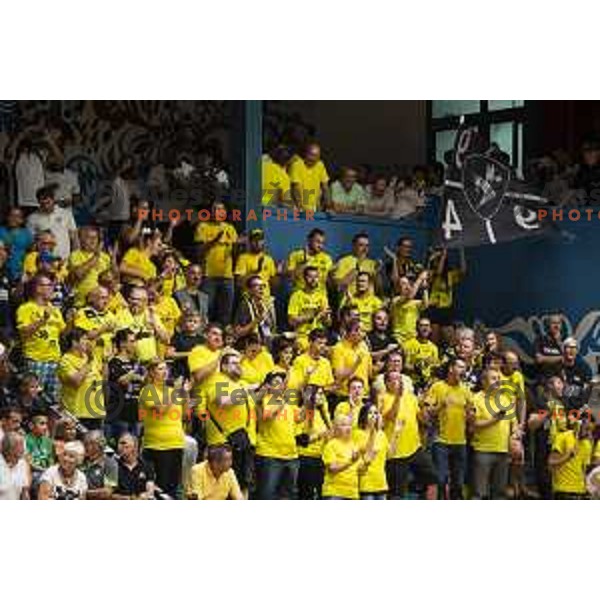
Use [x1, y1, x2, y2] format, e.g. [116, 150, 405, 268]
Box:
[261, 207, 435, 265]
[454, 220, 600, 375]
[263, 207, 600, 374]
[456, 220, 598, 326]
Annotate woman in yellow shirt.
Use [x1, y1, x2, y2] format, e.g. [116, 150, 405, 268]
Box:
[159, 251, 188, 298]
[355, 403, 403, 499]
[322, 414, 363, 500]
[139, 359, 189, 498]
[119, 230, 162, 287]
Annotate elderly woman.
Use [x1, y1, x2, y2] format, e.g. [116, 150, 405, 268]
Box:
[321, 414, 363, 500]
[38, 442, 88, 500]
[0, 432, 31, 500]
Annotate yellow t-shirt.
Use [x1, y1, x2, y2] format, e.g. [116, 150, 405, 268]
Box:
[330, 339, 372, 396]
[187, 344, 221, 389]
[256, 399, 301, 460]
[120, 247, 157, 285]
[288, 156, 329, 212]
[234, 252, 277, 298]
[107, 291, 129, 315]
[333, 255, 378, 296]
[551, 430, 592, 494]
[23, 252, 68, 281]
[322, 437, 360, 499]
[427, 380, 472, 445]
[430, 269, 462, 309]
[187, 461, 242, 500]
[23, 251, 39, 278]
[195, 222, 238, 279]
[68, 250, 111, 307]
[288, 353, 335, 391]
[162, 270, 187, 299]
[339, 292, 383, 332]
[240, 349, 276, 386]
[153, 296, 182, 338]
[203, 372, 256, 446]
[139, 384, 185, 450]
[355, 429, 389, 493]
[380, 390, 421, 459]
[17, 301, 66, 362]
[501, 371, 525, 404]
[593, 440, 600, 464]
[262, 160, 291, 206]
[287, 248, 333, 291]
[391, 298, 423, 343]
[333, 400, 364, 431]
[471, 391, 513, 453]
[114, 309, 164, 363]
[57, 351, 105, 418]
[403, 338, 440, 384]
[287, 288, 330, 338]
[74, 307, 117, 363]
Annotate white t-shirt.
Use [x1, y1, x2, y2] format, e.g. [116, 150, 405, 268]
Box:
[107, 176, 132, 222]
[40, 465, 88, 500]
[0, 454, 29, 500]
[45, 169, 80, 205]
[26, 206, 77, 260]
[16, 151, 45, 208]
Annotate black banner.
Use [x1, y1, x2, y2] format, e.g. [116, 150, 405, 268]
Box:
[438, 124, 553, 247]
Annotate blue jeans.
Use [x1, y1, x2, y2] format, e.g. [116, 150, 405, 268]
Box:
[202, 277, 234, 325]
[256, 456, 299, 499]
[432, 443, 467, 499]
[360, 493, 386, 500]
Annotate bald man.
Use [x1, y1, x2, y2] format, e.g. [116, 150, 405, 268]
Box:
[288, 143, 331, 212]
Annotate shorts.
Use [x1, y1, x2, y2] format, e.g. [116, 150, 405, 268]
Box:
[424, 306, 454, 327]
[386, 448, 438, 497]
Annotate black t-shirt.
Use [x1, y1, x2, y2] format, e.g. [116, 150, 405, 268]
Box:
[533, 334, 563, 382]
[562, 361, 590, 410]
[107, 357, 145, 423]
[172, 332, 204, 378]
[115, 457, 155, 497]
[0, 266, 11, 329]
[367, 330, 396, 353]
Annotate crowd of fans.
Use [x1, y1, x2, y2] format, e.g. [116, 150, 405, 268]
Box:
[262, 142, 444, 218]
[527, 137, 600, 205]
[1, 130, 600, 501]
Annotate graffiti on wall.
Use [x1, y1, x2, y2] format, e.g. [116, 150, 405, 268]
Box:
[0, 100, 231, 211]
[479, 311, 600, 377]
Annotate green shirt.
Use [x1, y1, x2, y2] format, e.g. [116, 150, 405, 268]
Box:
[25, 433, 54, 471]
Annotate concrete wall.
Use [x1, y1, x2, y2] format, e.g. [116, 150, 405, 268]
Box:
[271, 100, 427, 173]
